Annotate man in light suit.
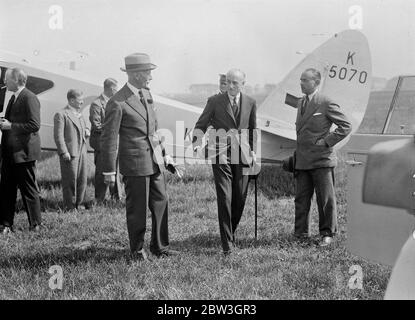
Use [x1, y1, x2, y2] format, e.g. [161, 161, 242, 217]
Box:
[192, 69, 257, 255]
[293, 68, 351, 246]
[54, 89, 91, 211]
[0, 68, 42, 233]
[89, 78, 123, 203]
[101, 53, 180, 261]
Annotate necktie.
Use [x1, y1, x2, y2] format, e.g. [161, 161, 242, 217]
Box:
[5, 95, 16, 120]
[231, 97, 239, 119]
[301, 95, 309, 116]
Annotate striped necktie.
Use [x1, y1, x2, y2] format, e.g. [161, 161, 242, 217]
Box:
[231, 97, 239, 119]
[301, 95, 309, 116]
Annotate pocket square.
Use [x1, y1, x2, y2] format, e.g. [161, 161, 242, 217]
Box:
[312, 113, 322, 116]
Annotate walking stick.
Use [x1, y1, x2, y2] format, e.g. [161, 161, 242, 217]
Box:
[254, 175, 258, 240]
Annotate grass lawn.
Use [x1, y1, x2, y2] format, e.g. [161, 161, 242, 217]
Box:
[0, 153, 390, 300]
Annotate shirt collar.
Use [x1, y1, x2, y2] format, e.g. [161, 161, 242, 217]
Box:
[228, 92, 241, 105]
[306, 89, 318, 101]
[67, 104, 82, 117]
[127, 82, 143, 97]
[14, 86, 25, 99]
[102, 93, 110, 103]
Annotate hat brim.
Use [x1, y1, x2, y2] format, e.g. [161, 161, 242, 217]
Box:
[120, 64, 157, 72]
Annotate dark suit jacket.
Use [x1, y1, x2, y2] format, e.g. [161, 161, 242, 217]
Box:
[54, 106, 88, 157]
[101, 84, 165, 176]
[89, 94, 106, 151]
[295, 92, 351, 170]
[1, 88, 41, 163]
[192, 92, 257, 164]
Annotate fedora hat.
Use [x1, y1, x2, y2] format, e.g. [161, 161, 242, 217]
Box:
[120, 53, 157, 72]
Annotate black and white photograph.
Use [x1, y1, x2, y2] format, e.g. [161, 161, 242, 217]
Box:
[0, 0, 414, 305]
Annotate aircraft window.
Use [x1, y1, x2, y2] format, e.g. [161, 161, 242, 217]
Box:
[26, 76, 54, 95]
[384, 76, 415, 135]
[357, 90, 395, 134]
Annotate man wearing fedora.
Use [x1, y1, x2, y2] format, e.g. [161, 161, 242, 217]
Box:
[101, 53, 180, 261]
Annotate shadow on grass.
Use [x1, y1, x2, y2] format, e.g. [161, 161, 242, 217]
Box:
[170, 231, 301, 255]
[38, 178, 95, 191]
[0, 247, 130, 270]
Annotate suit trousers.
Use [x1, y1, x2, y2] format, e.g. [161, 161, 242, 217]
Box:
[94, 150, 122, 202]
[294, 167, 337, 237]
[59, 144, 88, 210]
[212, 163, 250, 252]
[0, 159, 41, 227]
[123, 171, 169, 254]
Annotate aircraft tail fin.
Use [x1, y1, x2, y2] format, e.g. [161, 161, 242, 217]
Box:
[257, 29, 372, 149]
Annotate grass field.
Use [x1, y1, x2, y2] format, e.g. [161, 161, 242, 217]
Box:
[0, 152, 391, 300]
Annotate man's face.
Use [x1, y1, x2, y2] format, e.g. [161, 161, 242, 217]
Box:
[109, 84, 118, 97]
[132, 70, 152, 88]
[300, 71, 319, 95]
[5, 71, 18, 92]
[226, 72, 244, 97]
[70, 95, 84, 109]
[219, 78, 227, 93]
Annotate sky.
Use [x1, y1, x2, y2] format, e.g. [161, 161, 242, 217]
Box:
[1, 0, 415, 93]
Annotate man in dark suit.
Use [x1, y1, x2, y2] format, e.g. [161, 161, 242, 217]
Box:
[192, 69, 257, 255]
[89, 78, 123, 203]
[293, 68, 351, 246]
[0, 68, 42, 233]
[101, 53, 180, 261]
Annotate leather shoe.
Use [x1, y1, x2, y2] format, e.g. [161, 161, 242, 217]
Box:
[0, 226, 13, 234]
[319, 236, 334, 247]
[153, 249, 180, 258]
[29, 224, 44, 232]
[83, 201, 95, 210]
[131, 250, 153, 262]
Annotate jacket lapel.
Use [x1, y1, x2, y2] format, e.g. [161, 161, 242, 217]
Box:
[239, 93, 249, 129]
[64, 107, 82, 133]
[123, 85, 147, 122]
[296, 94, 320, 133]
[99, 94, 106, 110]
[6, 88, 26, 118]
[222, 94, 237, 127]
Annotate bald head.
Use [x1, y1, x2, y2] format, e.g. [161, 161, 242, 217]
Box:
[5, 68, 27, 92]
[226, 68, 246, 97]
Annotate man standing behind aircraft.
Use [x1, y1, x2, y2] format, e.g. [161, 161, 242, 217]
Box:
[0, 68, 42, 233]
[54, 89, 91, 211]
[218, 73, 227, 94]
[101, 53, 180, 261]
[89, 78, 123, 203]
[192, 69, 257, 255]
[292, 68, 351, 246]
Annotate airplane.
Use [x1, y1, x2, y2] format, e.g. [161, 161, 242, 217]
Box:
[345, 75, 415, 299]
[0, 29, 372, 167]
[8, 31, 414, 299]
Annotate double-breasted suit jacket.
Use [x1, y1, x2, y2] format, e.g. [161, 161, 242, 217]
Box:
[295, 92, 351, 170]
[100, 84, 169, 254]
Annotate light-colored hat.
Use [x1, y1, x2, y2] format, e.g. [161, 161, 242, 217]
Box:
[120, 53, 157, 72]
